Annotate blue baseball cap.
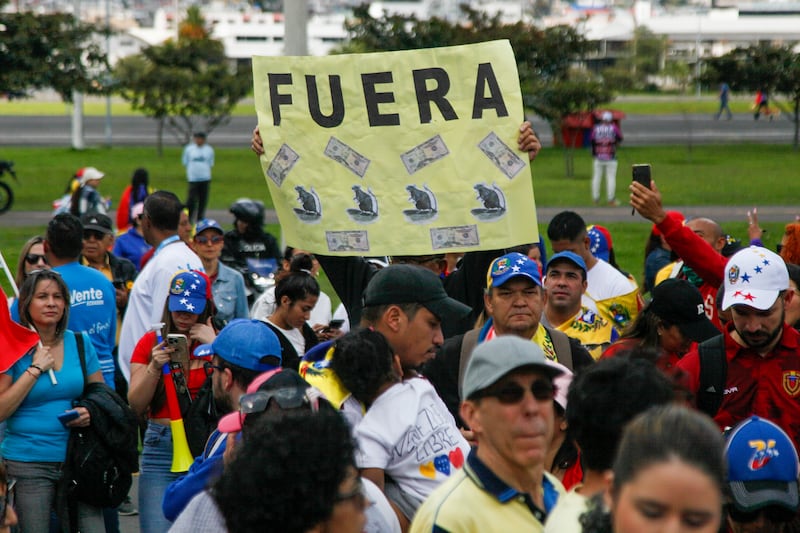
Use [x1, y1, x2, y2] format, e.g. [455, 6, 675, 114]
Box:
[168, 270, 210, 315]
[725, 415, 799, 512]
[486, 252, 541, 289]
[546, 251, 587, 274]
[195, 218, 224, 235]
[195, 319, 282, 372]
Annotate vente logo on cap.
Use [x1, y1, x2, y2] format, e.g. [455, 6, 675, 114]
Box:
[748, 439, 779, 471]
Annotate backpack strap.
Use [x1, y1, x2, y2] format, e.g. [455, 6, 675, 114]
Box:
[74, 332, 88, 384]
[696, 334, 727, 417]
[547, 327, 573, 371]
[457, 329, 481, 399]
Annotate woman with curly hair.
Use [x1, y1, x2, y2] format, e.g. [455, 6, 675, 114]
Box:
[171, 410, 366, 533]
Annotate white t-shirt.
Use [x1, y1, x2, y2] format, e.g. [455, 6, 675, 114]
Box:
[363, 477, 402, 533]
[355, 378, 470, 503]
[543, 487, 589, 533]
[583, 259, 636, 311]
[250, 287, 333, 327]
[266, 318, 306, 357]
[118, 239, 203, 381]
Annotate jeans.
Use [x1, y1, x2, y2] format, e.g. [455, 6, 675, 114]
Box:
[592, 158, 618, 203]
[139, 422, 181, 533]
[4, 460, 104, 533]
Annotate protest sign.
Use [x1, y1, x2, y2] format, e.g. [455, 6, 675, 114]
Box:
[253, 39, 538, 255]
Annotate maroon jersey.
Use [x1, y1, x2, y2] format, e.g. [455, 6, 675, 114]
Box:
[678, 324, 800, 450]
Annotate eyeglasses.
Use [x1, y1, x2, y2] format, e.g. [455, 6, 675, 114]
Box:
[727, 503, 795, 524]
[83, 230, 107, 241]
[334, 479, 367, 510]
[0, 479, 15, 522]
[195, 235, 224, 245]
[25, 254, 47, 265]
[203, 361, 224, 378]
[474, 379, 556, 404]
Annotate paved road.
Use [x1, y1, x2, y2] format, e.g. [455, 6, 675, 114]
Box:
[0, 112, 795, 148]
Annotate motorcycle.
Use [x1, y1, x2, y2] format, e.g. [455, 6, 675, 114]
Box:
[0, 160, 17, 215]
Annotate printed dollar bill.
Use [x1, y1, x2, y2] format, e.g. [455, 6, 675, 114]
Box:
[267, 144, 300, 187]
[478, 132, 526, 179]
[326, 230, 370, 252]
[324, 137, 370, 178]
[430, 225, 480, 250]
[400, 135, 450, 175]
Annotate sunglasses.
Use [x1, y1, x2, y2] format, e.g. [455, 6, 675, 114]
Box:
[83, 230, 107, 241]
[0, 478, 15, 523]
[727, 503, 795, 524]
[25, 253, 47, 265]
[195, 235, 224, 245]
[474, 379, 556, 404]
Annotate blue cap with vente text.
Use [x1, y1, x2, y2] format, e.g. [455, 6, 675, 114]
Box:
[486, 252, 542, 289]
[194, 319, 282, 372]
[726, 415, 800, 512]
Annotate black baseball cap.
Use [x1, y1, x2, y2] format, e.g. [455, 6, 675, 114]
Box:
[650, 278, 720, 343]
[362, 264, 470, 321]
[81, 213, 114, 235]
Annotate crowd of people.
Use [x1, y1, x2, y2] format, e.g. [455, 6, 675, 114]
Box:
[1, 121, 800, 533]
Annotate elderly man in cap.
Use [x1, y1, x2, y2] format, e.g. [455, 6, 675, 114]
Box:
[301, 264, 471, 428]
[411, 336, 565, 532]
[425, 252, 593, 427]
[541, 251, 619, 359]
[162, 318, 282, 522]
[679, 246, 800, 451]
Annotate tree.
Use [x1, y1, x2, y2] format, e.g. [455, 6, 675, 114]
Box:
[701, 44, 800, 149]
[338, 5, 612, 175]
[114, 6, 251, 153]
[0, 3, 108, 101]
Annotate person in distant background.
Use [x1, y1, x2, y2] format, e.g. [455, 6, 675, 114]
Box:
[70, 166, 108, 217]
[182, 132, 214, 223]
[715, 82, 732, 121]
[589, 111, 623, 206]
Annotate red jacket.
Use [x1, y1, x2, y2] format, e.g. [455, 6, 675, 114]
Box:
[654, 214, 727, 330]
[678, 324, 800, 451]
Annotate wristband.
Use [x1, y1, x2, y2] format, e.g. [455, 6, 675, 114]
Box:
[25, 368, 40, 379]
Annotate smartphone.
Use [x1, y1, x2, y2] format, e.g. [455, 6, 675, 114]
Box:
[328, 319, 345, 330]
[167, 334, 190, 368]
[57, 409, 80, 427]
[631, 164, 652, 215]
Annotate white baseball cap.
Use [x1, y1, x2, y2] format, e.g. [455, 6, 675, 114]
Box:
[722, 246, 789, 311]
[602, 111, 613, 121]
[80, 166, 105, 185]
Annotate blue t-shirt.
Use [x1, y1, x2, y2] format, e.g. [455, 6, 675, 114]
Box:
[55, 262, 117, 388]
[1, 331, 101, 462]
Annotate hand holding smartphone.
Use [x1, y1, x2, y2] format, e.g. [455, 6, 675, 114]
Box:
[167, 334, 190, 368]
[631, 164, 652, 215]
[57, 409, 80, 427]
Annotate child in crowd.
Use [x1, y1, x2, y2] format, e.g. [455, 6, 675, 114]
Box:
[330, 329, 470, 529]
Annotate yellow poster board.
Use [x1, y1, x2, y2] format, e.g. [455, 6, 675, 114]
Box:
[253, 39, 538, 255]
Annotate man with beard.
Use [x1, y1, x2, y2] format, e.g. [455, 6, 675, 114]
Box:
[678, 246, 800, 451]
[161, 319, 282, 522]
